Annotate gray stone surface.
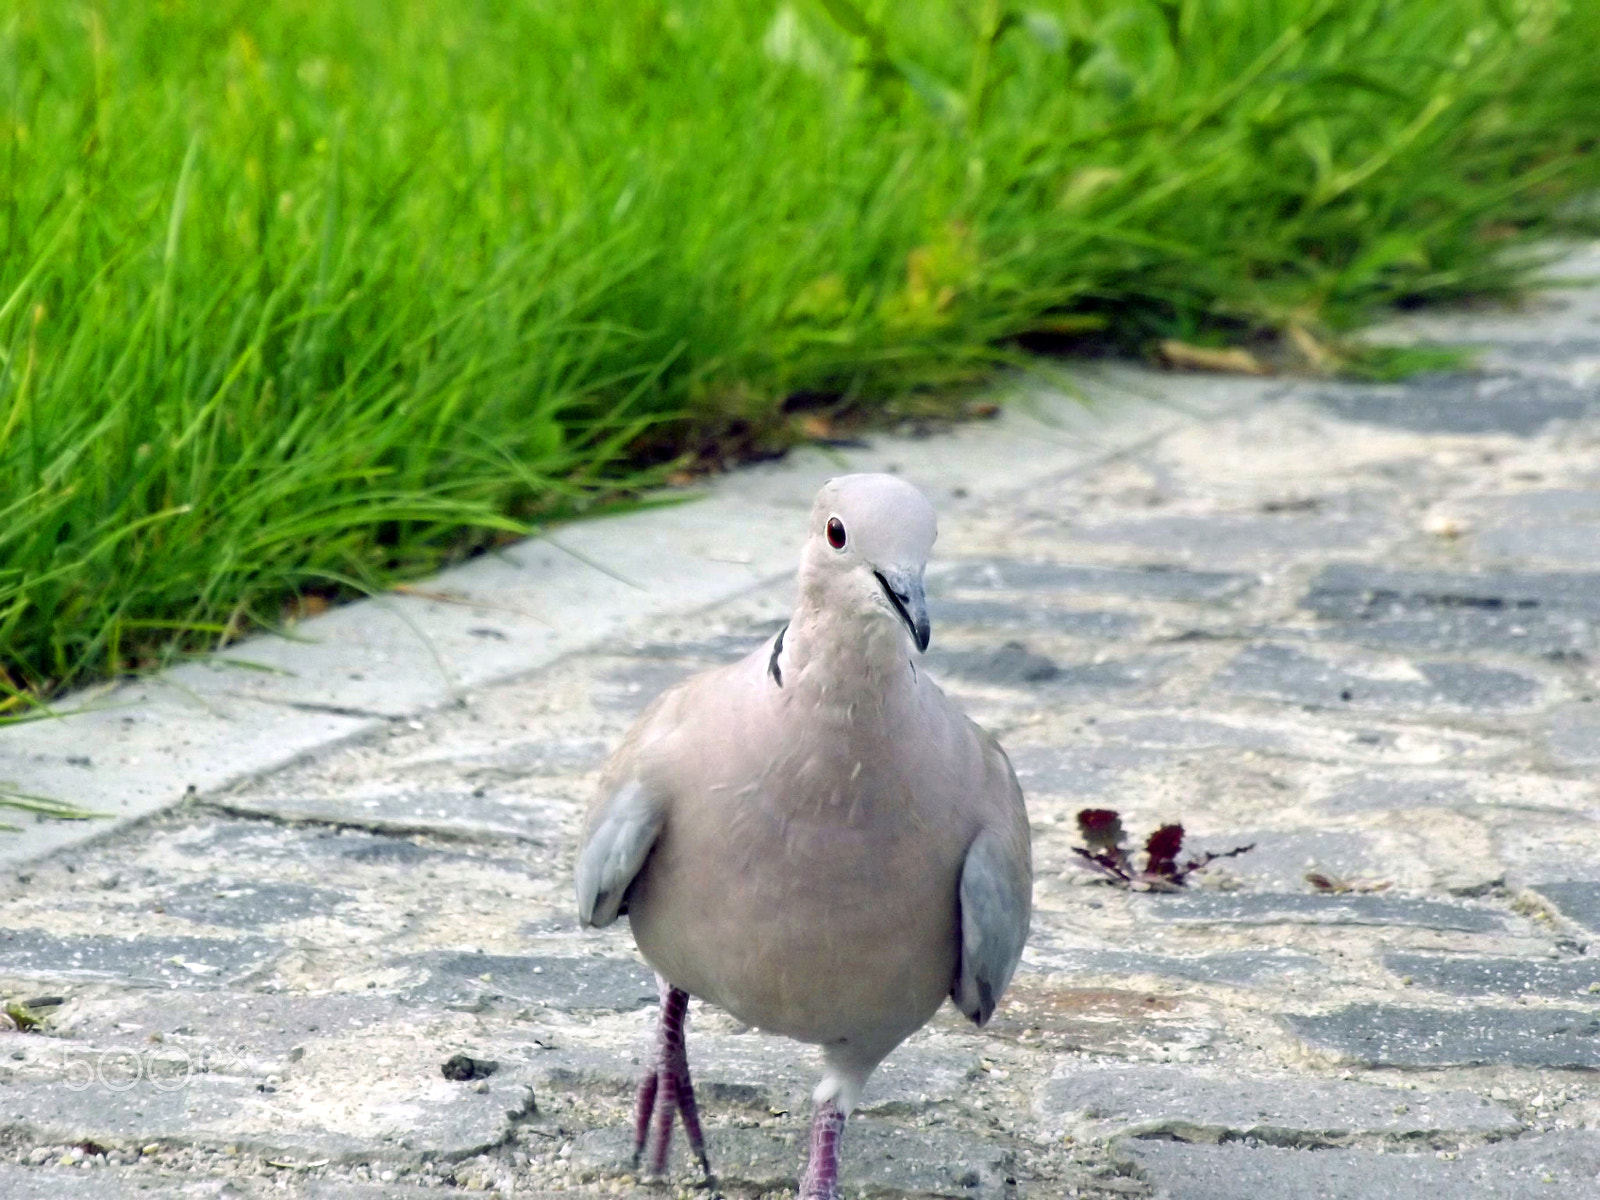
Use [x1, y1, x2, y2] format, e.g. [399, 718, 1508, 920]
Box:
[4, 248, 1600, 1195]
[0, 1073, 536, 1164]
[1027, 946, 1323, 987]
[1141, 893, 1507, 932]
[1312, 373, 1597, 435]
[1285, 1003, 1600, 1068]
[1037, 1064, 1521, 1143]
[1384, 952, 1600, 998]
[1121, 1131, 1600, 1200]
[157, 881, 354, 930]
[401, 952, 657, 1012]
[936, 560, 1255, 602]
[571, 1119, 1015, 1198]
[1299, 564, 1600, 657]
[1215, 643, 1542, 710]
[0, 931, 283, 987]
[1534, 882, 1600, 933]
[1543, 702, 1600, 766]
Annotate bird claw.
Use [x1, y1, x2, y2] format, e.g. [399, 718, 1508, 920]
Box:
[631, 983, 712, 1181]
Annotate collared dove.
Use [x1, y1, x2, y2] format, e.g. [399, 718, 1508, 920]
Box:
[575, 473, 1032, 1199]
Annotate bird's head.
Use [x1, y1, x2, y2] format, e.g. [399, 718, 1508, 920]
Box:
[800, 473, 937, 653]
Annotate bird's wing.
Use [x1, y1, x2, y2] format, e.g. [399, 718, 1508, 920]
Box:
[951, 735, 1032, 1026]
[574, 775, 666, 928]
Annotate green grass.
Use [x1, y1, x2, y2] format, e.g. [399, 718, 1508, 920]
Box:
[2, 0, 1597, 706]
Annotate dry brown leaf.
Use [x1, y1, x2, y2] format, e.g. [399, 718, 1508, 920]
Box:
[1159, 339, 1269, 376]
[1287, 324, 1337, 371]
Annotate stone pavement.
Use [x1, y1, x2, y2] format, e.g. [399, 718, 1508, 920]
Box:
[4, 244, 1600, 1198]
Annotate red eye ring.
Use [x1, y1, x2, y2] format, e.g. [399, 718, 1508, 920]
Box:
[826, 516, 847, 550]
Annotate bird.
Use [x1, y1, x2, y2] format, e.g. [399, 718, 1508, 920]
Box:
[574, 472, 1032, 1200]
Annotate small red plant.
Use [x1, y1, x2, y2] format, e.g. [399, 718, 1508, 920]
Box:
[1071, 808, 1254, 891]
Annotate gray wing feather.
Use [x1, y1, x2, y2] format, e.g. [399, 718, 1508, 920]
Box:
[952, 825, 1032, 1026]
[574, 779, 665, 928]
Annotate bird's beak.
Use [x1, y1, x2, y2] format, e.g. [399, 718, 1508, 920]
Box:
[874, 569, 931, 653]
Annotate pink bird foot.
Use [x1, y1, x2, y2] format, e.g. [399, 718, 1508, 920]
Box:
[797, 1099, 846, 1200]
[631, 976, 712, 1183]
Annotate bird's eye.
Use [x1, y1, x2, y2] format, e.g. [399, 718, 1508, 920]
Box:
[826, 517, 847, 550]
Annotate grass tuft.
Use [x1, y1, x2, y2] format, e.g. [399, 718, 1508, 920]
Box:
[2, 0, 1598, 701]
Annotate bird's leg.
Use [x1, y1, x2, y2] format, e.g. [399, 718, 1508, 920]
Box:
[632, 976, 712, 1183]
[797, 1098, 847, 1200]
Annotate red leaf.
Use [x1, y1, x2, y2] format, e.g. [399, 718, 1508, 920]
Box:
[1144, 824, 1185, 878]
[1077, 808, 1125, 852]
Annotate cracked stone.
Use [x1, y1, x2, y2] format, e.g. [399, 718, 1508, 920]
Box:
[1037, 1063, 1520, 1143]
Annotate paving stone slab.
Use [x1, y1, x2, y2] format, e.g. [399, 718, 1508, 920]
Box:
[931, 644, 1172, 694]
[1065, 512, 1398, 564]
[1384, 952, 1600, 999]
[39, 990, 431, 1074]
[214, 782, 568, 844]
[1005, 745, 1173, 798]
[1037, 1063, 1520, 1144]
[155, 882, 355, 931]
[1543, 703, 1600, 768]
[1313, 373, 1598, 436]
[1533, 882, 1600, 934]
[1141, 893, 1506, 932]
[1465, 489, 1600, 568]
[1026, 946, 1323, 988]
[1285, 1003, 1600, 1068]
[983, 980, 1218, 1058]
[927, 597, 1143, 638]
[0, 1165, 258, 1199]
[935, 560, 1256, 603]
[1120, 1130, 1600, 1200]
[0, 1073, 535, 1165]
[1192, 831, 1382, 892]
[1215, 643, 1542, 711]
[571, 1119, 1014, 1198]
[1299, 564, 1600, 657]
[0, 932, 284, 989]
[400, 952, 657, 1012]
